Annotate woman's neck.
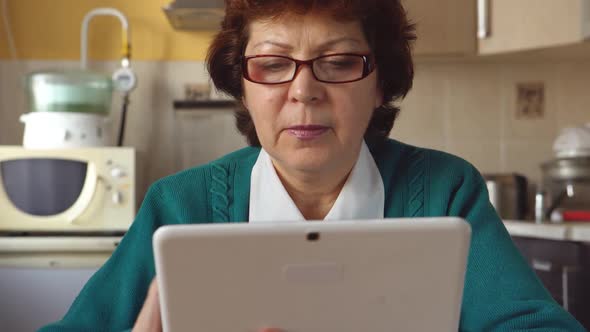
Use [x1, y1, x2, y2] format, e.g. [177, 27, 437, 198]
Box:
[271, 149, 360, 220]
[276, 169, 348, 220]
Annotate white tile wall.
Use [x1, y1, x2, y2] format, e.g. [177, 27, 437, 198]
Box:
[499, 63, 559, 141]
[445, 64, 503, 141]
[394, 60, 590, 185]
[393, 63, 450, 150]
[0, 60, 27, 145]
[555, 62, 590, 129]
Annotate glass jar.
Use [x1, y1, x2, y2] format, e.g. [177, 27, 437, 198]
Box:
[25, 70, 113, 115]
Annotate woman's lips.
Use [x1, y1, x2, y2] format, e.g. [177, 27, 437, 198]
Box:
[286, 125, 329, 140]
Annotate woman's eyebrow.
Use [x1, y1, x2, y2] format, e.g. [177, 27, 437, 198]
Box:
[252, 40, 293, 51]
[252, 37, 362, 52]
[317, 37, 362, 50]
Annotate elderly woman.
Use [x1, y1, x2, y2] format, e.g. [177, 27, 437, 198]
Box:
[41, 0, 584, 331]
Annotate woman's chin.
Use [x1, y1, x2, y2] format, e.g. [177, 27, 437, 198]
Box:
[278, 150, 338, 174]
[267, 136, 345, 173]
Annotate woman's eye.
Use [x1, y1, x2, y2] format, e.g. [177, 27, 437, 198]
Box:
[327, 61, 355, 68]
[261, 61, 291, 71]
[320, 58, 358, 70]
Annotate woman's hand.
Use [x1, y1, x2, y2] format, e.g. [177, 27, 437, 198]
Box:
[133, 278, 162, 332]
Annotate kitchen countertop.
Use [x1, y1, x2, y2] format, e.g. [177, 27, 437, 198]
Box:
[504, 220, 590, 242]
[0, 236, 122, 252]
[0, 236, 122, 268]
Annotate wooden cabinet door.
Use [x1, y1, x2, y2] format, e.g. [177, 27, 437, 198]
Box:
[403, 0, 477, 56]
[479, 0, 590, 55]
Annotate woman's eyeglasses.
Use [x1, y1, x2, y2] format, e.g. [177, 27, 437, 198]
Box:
[242, 53, 376, 85]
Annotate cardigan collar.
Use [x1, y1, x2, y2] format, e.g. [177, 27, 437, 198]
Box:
[248, 141, 385, 222]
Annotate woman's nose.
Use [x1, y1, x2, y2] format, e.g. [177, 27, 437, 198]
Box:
[288, 65, 325, 104]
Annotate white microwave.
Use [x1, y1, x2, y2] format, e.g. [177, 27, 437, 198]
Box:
[0, 147, 135, 233]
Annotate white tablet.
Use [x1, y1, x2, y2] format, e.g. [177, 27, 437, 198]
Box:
[153, 217, 471, 332]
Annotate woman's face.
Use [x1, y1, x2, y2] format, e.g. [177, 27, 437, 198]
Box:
[242, 12, 382, 175]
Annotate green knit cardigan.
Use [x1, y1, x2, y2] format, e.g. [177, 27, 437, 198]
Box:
[39, 139, 585, 331]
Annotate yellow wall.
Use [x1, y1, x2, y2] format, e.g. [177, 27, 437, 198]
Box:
[0, 0, 215, 61]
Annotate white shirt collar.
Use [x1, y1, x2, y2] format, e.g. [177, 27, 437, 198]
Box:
[249, 141, 385, 223]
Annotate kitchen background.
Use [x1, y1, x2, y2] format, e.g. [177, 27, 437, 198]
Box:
[2, 1, 589, 207]
[1, 0, 590, 331]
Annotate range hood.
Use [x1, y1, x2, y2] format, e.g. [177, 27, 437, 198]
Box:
[163, 0, 225, 30]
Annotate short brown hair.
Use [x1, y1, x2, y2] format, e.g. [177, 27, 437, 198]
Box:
[207, 0, 416, 147]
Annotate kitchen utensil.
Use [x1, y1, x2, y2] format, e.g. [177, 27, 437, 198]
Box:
[20, 112, 112, 149]
[553, 123, 590, 158]
[25, 70, 113, 115]
[562, 210, 590, 222]
[536, 156, 590, 223]
[483, 173, 528, 220]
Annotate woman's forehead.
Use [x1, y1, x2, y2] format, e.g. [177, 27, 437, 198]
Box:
[246, 14, 368, 53]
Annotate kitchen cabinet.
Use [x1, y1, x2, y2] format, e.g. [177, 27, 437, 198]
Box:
[512, 236, 590, 329]
[403, 0, 477, 56]
[0, 236, 119, 331]
[478, 0, 590, 55]
[172, 101, 245, 171]
[404, 0, 590, 57]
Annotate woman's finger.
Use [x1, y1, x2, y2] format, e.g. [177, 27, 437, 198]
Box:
[133, 278, 162, 332]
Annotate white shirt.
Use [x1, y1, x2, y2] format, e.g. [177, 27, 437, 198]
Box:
[249, 141, 385, 223]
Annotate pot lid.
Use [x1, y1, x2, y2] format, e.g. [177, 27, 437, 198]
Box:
[553, 123, 590, 158]
[26, 69, 113, 89]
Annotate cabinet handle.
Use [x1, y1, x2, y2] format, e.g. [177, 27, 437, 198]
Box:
[532, 259, 552, 272]
[561, 266, 580, 312]
[562, 267, 570, 311]
[477, 0, 491, 39]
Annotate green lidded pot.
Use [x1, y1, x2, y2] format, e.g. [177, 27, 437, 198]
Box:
[25, 70, 114, 114]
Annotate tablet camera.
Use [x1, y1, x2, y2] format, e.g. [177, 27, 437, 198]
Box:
[307, 232, 320, 241]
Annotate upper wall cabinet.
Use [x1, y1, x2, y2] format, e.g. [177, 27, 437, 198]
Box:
[478, 0, 590, 55]
[403, 0, 590, 57]
[403, 0, 477, 56]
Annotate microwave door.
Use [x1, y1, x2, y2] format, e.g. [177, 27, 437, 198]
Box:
[0, 159, 88, 217]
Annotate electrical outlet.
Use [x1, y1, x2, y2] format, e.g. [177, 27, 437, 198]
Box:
[516, 82, 545, 119]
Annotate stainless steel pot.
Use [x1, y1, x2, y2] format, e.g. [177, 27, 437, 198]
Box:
[536, 156, 590, 222]
[541, 156, 590, 181]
